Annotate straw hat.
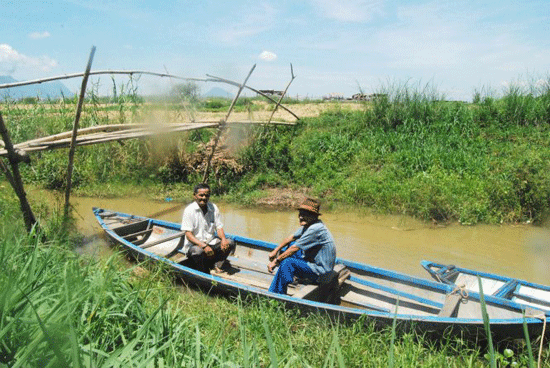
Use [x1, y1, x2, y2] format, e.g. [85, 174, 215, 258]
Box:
[297, 198, 322, 216]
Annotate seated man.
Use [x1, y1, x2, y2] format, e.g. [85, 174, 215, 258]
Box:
[267, 198, 336, 294]
[181, 183, 234, 272]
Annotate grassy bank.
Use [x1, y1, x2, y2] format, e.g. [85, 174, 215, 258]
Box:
[2, 79, 550, 225]
[236, 81, 550, 225]
[0, 203, 545, 367]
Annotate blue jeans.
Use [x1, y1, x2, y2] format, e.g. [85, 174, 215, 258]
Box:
[269, 257, 317, 294]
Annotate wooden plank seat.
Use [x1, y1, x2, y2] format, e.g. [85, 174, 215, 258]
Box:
[339, 290, 391, 312]
[438, 293, 463, 317]
[122, 227, 153, 240]
[291, 263, 350, 302]
[210, 267, 274, 290]
[225, 255, 271, 275]
[112, 219, 150, 237]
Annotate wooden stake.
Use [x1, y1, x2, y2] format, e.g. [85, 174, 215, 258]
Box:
[202, 64, 256, 183]
[0, 113, 39, 233]
[64, 46, 96, 218]
[268, 63, 296, 124]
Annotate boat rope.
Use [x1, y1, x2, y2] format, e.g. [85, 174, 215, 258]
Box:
[525, 310, 547, 368]
[450, 284, 469, 302]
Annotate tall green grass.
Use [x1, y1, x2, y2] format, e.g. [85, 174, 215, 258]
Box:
[237, 79, 550, 224]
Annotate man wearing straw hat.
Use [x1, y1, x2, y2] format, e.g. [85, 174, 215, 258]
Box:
[267, 198, 336, 295]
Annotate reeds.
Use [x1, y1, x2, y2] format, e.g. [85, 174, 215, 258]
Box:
[239, 78, 550, 224]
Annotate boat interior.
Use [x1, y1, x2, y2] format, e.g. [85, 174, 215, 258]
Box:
[98, 211, 532, 321]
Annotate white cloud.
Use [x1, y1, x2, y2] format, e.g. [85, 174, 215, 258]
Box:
[0, 44, 58, 77]
[29, 31, 51, 40]
[309, 0, 385, 22]
[259, 51, 277, 61]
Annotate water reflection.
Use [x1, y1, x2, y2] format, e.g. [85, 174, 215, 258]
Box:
[68, 195, 550, 284]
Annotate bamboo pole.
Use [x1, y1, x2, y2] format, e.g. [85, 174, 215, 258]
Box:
[64, 46, 95, 218]
[0, 113, 39, 233]
[202, 64, 256, 183]
[0, 120, 294, 157]
[267, 63, 296, 124]
[0, 70, 210, 90]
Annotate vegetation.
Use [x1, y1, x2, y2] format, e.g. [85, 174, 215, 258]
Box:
[0, 203, 546, 367]
[235, 79, 550, 225]
[2, 77, 550, 366]
[2, 77, 550, 226]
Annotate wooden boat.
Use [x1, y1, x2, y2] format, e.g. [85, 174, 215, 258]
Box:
[93, 208, 549, 342]
[421, 260, 550, 312]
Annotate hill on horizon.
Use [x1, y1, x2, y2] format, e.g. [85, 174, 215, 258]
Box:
[0, 76, 74, 100]
[203, 87, 232, 98]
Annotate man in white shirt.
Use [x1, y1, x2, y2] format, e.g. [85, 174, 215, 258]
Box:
[181, 183, 234, 272]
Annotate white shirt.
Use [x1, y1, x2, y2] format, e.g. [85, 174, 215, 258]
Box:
[180, 201, 224, 253]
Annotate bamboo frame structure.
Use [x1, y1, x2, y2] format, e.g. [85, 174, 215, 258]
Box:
[0, 71, 300, 121]
[0, 48, 299, 233]
[0, 120, 294, 158]
[268, 63, 296, 124]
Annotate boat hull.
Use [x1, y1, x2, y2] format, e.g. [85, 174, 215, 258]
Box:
[93, 208, 549, 343]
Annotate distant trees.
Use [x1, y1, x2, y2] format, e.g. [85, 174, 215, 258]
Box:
[170, 82, 201, 103]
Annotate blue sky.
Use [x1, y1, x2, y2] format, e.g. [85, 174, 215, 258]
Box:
[1, 0, 549, 100]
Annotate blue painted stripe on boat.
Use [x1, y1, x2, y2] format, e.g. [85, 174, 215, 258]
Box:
[421, 260, 550, 292]
[227, 234, 278, 250]
[341, 258, 452, 294]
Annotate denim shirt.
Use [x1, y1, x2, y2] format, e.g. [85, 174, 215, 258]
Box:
[293, 220, 336, 275]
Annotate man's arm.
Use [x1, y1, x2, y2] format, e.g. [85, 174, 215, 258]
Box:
[185, 231, 214, 257]
[268, 235, 295, 261]
[267, 244, 300, 273]
[216, 227, 231, 251]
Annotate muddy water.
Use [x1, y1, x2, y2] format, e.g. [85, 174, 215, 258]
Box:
[65, 195, 550, 284]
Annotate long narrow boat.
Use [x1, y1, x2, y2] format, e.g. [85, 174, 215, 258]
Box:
[93, 208, 549, 343]
[421, 260, 550, 312]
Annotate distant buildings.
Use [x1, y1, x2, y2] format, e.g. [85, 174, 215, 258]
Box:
[322, 92, 387, 101]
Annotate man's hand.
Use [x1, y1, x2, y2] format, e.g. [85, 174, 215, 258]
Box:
[267, 260, 278, 273]
[268, 250, 277, 261]
[203, 245, 214, 257]
[220, 238, 231, 252]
